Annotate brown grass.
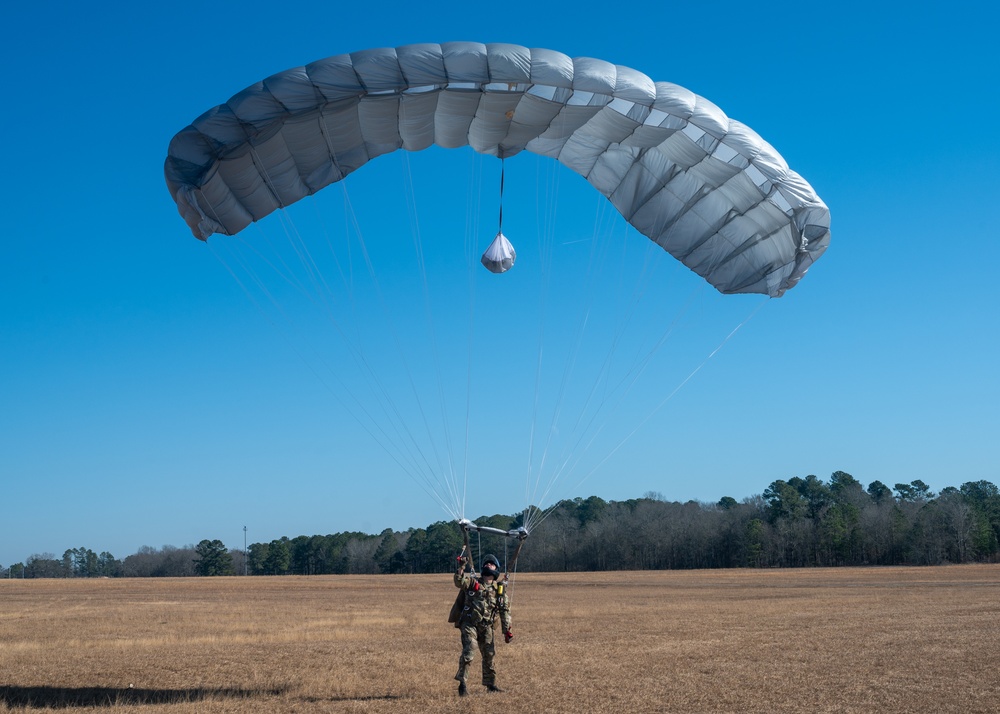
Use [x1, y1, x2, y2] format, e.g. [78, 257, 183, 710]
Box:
[2, 566, 999, 712]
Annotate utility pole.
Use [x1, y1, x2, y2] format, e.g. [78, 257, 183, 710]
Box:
[243, 525, 248, 576]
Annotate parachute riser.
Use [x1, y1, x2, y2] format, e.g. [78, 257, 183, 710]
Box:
[461, 526, 474, 573]
[506, 536, 526, 578]
[458, 518, 528, 541]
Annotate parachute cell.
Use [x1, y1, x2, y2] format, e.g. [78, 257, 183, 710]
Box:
[165, 42, 830, 297]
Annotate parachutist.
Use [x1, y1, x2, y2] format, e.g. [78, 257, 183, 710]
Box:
[452, 553, 512, 694]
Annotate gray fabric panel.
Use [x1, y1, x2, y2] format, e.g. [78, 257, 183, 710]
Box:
[533, 104, 602, 142]
[580, 107, 642, 147]
[275, 115, 330, 193]
[589, 144, 641, 197]
[689, 95, 728, 139]
[611, 155, 675, 221]
[558, 128, 611, 181]
[529, 48, 574, 87]
[570, 56, 617, 94]
[441, 42, 488, 82]
[397, 44, 447, 86]
[357, 96, 403, 156]
[631, 190, 687, 250]
[434, 91, 480, 148]
[190, 105, 248, 148]
[351, 47, 406, 93]
[523, 134, 571, 160]
[165, 126, 216, 190]
[263, 68, 321, 114]
[252, 130, 309, 206]
[647, 172, 710, 246]
[503, 94, 564, 150]
[486, 43, 532, 83]
[215, 152, 272, 224]
[715, 170, 768, 216]
[319, 102, 365, 169]
[624, 124, 678, 150]
[613, 65, 656, 104]
[189, 177, 250, 236]
[687, 154, 744, 189]
[306, 54, 363, 101]
[470, 93, 520, 154]
[652, 82, 697, 121]
[227, 82, 288, 132]
[399, 92, 439, 151]
[655, 132, 708, 170]
[720, 121, 765, 162]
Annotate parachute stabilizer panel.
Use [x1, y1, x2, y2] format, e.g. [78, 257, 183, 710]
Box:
[165, 43, 830, 297]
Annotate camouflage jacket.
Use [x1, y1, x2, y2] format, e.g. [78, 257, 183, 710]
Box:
[454, 565, 512, 632]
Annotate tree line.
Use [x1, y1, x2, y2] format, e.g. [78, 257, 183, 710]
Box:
[4, 472, 999, 578]
[3, 540, 246, 579]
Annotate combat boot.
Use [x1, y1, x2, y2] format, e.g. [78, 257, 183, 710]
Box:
[455, 660, 468, 696]
[485, 684, 503, 693]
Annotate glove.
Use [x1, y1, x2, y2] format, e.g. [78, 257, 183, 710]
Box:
[504, 630, 513, 644]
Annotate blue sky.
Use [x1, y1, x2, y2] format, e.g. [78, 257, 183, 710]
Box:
[2, 1, 997, 565]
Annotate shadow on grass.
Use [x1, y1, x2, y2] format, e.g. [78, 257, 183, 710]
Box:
[0, 685, 287, 709]
[302, 694, 403, 702]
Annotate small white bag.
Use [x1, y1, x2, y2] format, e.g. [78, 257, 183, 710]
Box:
[481, 232, 516, 274]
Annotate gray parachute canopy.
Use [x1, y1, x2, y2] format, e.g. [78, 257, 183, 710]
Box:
[165, 42, 830, 297]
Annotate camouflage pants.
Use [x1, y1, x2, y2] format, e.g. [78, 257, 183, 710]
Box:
[455, 621, 496, 686]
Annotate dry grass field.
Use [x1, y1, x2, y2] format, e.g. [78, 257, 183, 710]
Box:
[2, 565, 999, 713]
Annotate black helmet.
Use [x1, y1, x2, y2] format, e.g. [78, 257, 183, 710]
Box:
[481, 555, 500, 576]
